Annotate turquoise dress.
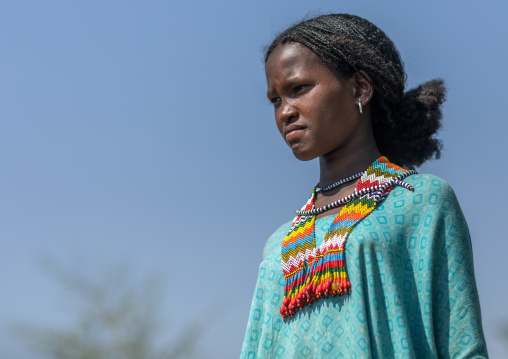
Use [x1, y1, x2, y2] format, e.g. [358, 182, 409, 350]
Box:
[241, 174, 488, 358]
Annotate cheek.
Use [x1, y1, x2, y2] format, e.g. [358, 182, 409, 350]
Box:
[311, 91, 345, 118]
[321, 95, 356, 126]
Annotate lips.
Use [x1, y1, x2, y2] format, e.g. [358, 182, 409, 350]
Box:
[284, 124, 306, 142]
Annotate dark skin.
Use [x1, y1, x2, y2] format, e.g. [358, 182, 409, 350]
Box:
[265, 43, 381, 219]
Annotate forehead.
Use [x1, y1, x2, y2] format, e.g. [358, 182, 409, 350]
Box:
[265, 43, 330, 86]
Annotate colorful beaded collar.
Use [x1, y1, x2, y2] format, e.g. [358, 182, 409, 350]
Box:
[280, 156, 416, 320]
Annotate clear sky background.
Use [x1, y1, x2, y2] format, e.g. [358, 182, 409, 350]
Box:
[1, 0, 507, 358]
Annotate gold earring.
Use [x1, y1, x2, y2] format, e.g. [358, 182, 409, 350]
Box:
[358, 99, 363, 114]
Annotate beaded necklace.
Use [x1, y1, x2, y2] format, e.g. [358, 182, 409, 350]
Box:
[315, 171, 363, 193]
[280, 156, 416, 320]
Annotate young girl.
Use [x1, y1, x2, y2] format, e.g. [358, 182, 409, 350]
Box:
[241, 14, 487, 358]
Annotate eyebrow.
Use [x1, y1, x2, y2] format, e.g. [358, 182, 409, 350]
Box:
[266, 90, 276, 99]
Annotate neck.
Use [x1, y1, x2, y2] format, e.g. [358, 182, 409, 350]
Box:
[318, 138, 381, 187]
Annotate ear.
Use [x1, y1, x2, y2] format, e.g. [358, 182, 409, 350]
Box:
[353, 70, 374, 106]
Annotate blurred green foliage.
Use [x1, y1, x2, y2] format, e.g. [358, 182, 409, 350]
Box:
[13, 261, 205, 359]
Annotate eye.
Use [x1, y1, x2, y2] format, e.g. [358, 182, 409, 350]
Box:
[269, 97, 281, 105]
[294, 84, 308, 93]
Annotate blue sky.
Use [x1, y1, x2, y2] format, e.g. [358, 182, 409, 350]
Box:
[1, 0, 507, 358]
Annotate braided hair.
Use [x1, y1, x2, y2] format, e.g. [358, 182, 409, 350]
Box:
[265, 14, 446, 168]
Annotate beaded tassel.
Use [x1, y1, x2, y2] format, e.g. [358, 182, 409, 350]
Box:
[280, 157, 415, 320]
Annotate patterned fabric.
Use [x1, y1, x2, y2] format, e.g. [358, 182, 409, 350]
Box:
[281, 157, 414, 319]
[241, 174, 488, 358]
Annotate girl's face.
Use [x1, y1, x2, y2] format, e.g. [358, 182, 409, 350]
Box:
[265, 43, 364, 161]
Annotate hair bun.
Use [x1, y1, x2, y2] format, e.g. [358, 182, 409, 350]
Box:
[373, 79, 446, 168]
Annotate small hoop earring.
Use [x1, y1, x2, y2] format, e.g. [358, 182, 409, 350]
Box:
[357, 99, 363, 114]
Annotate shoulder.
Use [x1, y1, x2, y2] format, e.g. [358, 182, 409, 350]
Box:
[406, 173, 453, 189]
[389, 173, 460, 208]
[375, 173, 466, 226]
[378, 173, 468, 234]
[262, 220, 292, 260]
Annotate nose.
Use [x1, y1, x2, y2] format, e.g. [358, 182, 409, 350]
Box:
[278, 101, 298, 123]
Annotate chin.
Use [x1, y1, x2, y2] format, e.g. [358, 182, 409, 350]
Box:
[291, 148, 317, 162]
